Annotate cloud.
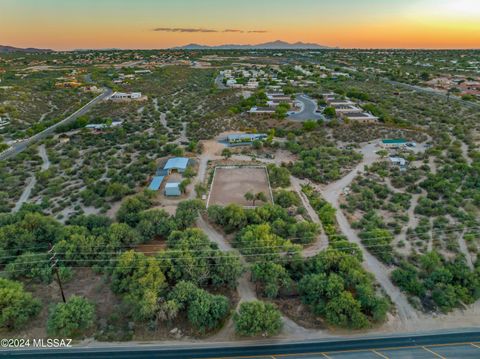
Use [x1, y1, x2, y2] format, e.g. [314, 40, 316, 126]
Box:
[153, 27, 218, 33]
[153, 27, 268, 34]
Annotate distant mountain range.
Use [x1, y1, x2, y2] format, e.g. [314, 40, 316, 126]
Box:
[0, 41, 330, 53]
[0, 45, 52, 54]
[174, 40, 331, 50]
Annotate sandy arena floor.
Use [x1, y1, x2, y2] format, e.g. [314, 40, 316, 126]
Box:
[207, 166, 273, 207]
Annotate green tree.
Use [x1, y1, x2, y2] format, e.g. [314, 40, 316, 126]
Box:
[208, 204, 248, 233]
[254, 192, 268, 206]
[267, 164, 291, 188]
[107, 223, 141, 247]
[116, 194, 152, 227]
[252, 262, 291, 298]
[110, 251, 167, 320]
[47, 296, 95, 338]
[0, 278, 41, 330]
[325, 291, 369, 329]
[5, 252, 72, 284]
[303, 120, 318, 132]
[163, 229, 242, 288]
[222, 148, 232, 159]
[136, 209, 176, 242]
[274, 190, 300, 208]
[168, 281, 230, 332]
[234, 301, 282, 337]
[175, 200, 205, 229]
[244, 191, 254, 205]
[324, 107, 336, 118]
[187, 291, 230, 333]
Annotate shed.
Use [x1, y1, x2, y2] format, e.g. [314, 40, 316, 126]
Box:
[148, 176, 165, 191]
[165, 182, 181, 197]
[164, 157, 189, 173]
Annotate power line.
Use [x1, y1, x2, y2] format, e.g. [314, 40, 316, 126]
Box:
[0, 246, 398, 275]
[48, 243, 66, 303]
[1, 224, 477, 263]
[1, 234, 475, 270]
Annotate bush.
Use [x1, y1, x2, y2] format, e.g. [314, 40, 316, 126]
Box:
[47, 296, 95, 337]
[168, 281, 230, 332]
[234, 301, 282, 337]
[0, 278, 41, 330]
[267, 164, 291, 188]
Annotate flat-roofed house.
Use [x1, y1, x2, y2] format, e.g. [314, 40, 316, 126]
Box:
[332, 104, 363, 114]
[227, 133, 268, 144]
[327, 99, 355, 106]
[249, 107, 276, 114]
[340, 112, 379, 123]
[109, 92, 143, 101]
[266, 92, 291, 101]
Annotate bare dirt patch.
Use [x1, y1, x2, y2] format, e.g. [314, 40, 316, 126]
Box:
[134, 239, 167, 256]
[207, 166, 273, 207]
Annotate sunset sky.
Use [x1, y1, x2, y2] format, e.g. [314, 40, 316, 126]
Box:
[1, 0, 479, 50]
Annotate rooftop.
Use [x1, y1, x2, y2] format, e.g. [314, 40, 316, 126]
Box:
[165, 182, 181, 189]
[148, 176, 165, 191]
[227, 133, 267, 141]
[382, 139, 407, 144]
[164, 157, 189, 170]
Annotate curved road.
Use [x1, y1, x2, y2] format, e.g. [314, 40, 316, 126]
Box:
[288, 94, 324, 121]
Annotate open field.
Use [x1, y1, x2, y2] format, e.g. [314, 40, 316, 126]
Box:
[207, 166, 273, 207]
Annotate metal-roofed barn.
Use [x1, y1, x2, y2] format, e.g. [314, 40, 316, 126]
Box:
[163, 157, 190, 174]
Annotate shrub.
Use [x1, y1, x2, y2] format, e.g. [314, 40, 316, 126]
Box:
[47, 296, 95, 337]
[234, 301, 282, 337]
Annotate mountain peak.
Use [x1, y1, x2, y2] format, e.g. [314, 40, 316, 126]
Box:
[175, 40, 331, 50]
[0, 45, 52, 54]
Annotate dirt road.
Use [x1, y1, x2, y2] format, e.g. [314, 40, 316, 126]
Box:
[318, 142, 419, 322]
[13, 144, 51, 212]
[290, 176, 329, 257]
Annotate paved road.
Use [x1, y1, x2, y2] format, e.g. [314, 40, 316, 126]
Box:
[2, 330, 479, 358]
[0, 88, 112, 160]
[383, 79, 480, 110]
[288, 94, 324, 121]
[215, 73, 228, 89]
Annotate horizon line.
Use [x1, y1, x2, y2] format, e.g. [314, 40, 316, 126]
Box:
[2, 44, 480, 52]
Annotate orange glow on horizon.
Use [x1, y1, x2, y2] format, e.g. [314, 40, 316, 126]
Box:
[1, 1, 479, 50]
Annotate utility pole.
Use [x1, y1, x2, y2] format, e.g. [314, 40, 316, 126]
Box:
[48, 244, 66, 303]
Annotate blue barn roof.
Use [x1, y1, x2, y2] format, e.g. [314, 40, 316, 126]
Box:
[148, 176, 165, 191]
[164, 157, 189, 171]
